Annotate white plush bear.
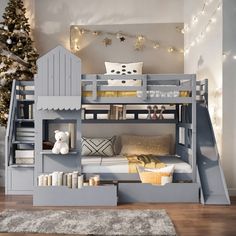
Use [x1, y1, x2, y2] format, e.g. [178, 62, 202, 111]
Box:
[52, 130, 69, 154]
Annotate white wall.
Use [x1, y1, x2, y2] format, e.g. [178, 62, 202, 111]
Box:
[222, 0, 236, 195]
[34, 0, 184, 55]
[184, 0, 223, 153]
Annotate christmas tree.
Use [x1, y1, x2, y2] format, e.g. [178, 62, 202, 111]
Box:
[0, 0, 38, 126]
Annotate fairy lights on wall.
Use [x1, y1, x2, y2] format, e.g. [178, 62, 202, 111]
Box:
[70, 26, 184, 55]
[184, 0, 222, 55]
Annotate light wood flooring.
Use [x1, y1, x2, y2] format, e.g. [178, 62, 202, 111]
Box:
[0, 188, 235, 236]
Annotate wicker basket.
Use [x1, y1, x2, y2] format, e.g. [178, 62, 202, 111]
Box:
[137, 166, 173, 185]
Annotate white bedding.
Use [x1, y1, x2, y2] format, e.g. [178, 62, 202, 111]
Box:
[82, 155, 192, 174]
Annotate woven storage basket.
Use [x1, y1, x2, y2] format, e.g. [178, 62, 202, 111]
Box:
[137, 166, 174, 185]
[139, 171, 172, 185]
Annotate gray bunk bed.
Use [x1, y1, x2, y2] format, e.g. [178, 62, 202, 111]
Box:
[5, 45, 230, 206]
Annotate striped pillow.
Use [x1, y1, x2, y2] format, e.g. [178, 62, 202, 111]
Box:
[81, 137, 115, 157]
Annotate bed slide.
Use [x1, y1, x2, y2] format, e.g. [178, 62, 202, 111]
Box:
[196, 103, 230, 204]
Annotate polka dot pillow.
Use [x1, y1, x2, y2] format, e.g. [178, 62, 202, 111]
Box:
[105, 62, 143, 86]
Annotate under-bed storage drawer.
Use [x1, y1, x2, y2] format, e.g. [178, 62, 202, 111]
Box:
[118, 183, 199, 203]
[33, 185, 117, 206]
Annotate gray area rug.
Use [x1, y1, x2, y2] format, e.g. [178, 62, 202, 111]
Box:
[0, 209, 176, 235]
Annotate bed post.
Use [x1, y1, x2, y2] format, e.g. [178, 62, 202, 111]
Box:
[191, 74, 197, 182]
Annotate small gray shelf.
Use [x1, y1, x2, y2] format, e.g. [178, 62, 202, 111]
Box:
[82, 119, 177, 124]
[17, 99, 34, 102]
[13, 140, 34, 144]
[15, 119, 34, 122]
[10, 164, 34, 168]
[40, 150, 78, 155]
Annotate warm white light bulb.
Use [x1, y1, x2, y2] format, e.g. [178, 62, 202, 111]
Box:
[184, 25, 189, 32]
[211, 18, 216, 23]
[168, 47, 174, 53]
[201, 10, 205, 15]
[184, 48, 190, 55]
[153, 43, 160, 49]
[206, 26, 210, 32]
[191, 41, 195, 47]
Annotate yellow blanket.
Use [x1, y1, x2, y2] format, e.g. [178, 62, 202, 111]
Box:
[126, 155, 166, 173]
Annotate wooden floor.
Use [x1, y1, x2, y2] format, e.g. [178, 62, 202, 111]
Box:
[0, 188, 235, 236]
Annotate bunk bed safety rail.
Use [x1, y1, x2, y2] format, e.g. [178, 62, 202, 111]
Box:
[5, 80, 17, 166]
[81, 74, 196, 102]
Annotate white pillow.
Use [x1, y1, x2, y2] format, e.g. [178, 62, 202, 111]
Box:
[105, 62, 143, 86]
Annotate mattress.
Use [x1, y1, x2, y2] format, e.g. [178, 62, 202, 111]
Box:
[82, 155, 192, 174]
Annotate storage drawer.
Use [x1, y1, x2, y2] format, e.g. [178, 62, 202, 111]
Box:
[118, 183, 199, 203]
[34, 185, 117, 206]
[8, 167, 34, 193]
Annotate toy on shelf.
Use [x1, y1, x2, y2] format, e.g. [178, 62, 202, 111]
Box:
[152, 105, 158, 120]
[52, 130, 69, 154]
[159, 105, 166, 120]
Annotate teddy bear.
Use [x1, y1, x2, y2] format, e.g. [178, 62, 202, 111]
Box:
[52, 130, 69, 154]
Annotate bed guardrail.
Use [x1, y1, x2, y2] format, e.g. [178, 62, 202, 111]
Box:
[81, 74, 196, 104]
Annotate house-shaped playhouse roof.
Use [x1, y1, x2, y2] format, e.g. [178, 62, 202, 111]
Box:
[35, 45, 81, 110]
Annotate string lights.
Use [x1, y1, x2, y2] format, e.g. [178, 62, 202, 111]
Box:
[71, 26, 184, 54]
[184, 0, 222, 55]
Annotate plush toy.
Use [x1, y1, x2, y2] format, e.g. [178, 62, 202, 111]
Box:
[52, 130, 69, 154]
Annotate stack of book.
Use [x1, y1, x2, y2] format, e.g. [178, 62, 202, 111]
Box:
[109, 105, 126, 120]
[16, 127, 34, 142]
[15, 149, 34, 164]
[38, 171, 84, 189]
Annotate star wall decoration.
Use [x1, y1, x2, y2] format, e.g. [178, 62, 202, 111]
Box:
[102, 37, 112, 47]
[119, 36, 126, 42]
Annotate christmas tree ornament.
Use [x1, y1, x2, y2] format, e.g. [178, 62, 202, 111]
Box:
[3, 25, 8, 31]
[20, 26, 25, 33]
[6, 37, 12, 44]
[0, 78, 7, 86]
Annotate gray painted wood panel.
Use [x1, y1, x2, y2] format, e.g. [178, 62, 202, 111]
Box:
[118, 183, 199, 203]
[34, 185, 117, 206]
[36, 45, 81, 97]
